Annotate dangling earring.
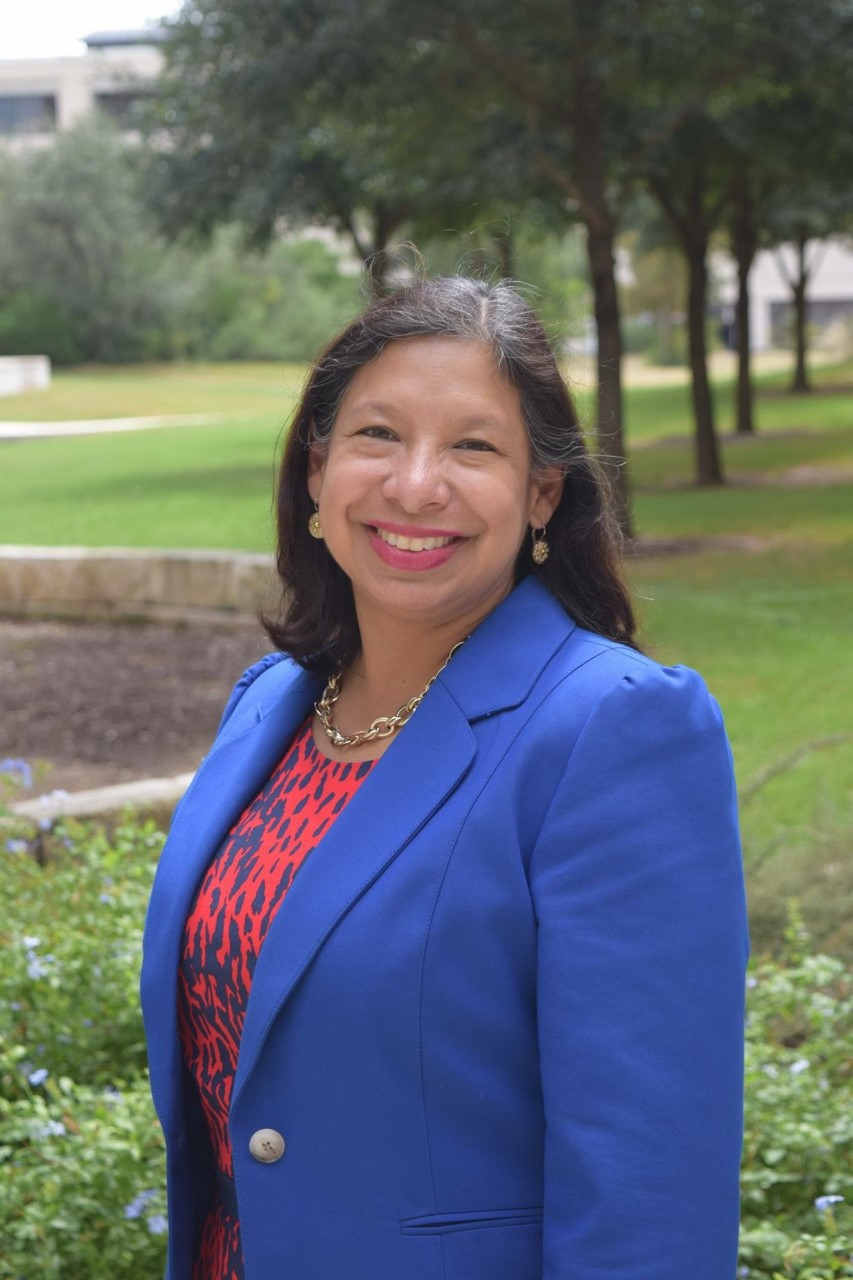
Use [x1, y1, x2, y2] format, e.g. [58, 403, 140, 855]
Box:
[531, 525, 549, 565]
[308, 502, 324, 540]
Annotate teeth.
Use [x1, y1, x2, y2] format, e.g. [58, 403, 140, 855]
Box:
[375, 529, 455, 552]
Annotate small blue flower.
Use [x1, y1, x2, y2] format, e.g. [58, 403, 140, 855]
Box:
[147, 1215, 168, 1236]
[37, 818, 52, 832]
[815, 1194, 845, 1212]
[789, 1057, 810, 1075]
[746, 976, 757, 989]
[5, 838, 28, 855]
[124, 1188, 157, 1220]
[99, 893, 111, 904]
[22, 936, 41, 950]
[0, 758, 33, 789]
[27, 1067, 49, 1087]
[31, 1119, 66, 1139]
[27, 958, 49, 980]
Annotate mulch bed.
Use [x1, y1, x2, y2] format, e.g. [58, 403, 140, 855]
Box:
[0, 617, 270, 796]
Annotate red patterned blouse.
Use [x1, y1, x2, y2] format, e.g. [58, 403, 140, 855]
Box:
[177, 715, 377, 1280]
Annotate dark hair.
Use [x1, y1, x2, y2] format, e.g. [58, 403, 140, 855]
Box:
[264, 276, 637, 670]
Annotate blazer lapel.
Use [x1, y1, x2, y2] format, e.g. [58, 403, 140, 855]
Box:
[233, 680, 476, 1108]
[142, 666, 322, 1134]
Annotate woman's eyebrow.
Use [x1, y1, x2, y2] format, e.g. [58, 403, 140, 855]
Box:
[344, 399, 396, 417]
[344, 401, 509, 430]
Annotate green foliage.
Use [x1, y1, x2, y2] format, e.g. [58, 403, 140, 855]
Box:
[0, 124, 363, 366]
[0, 125, 172, 365]
[172, 229, 363, 362]
[739, 912, 852, 1277]
[1, 826, 849, 1276]
[0, 822, 167, 1279]
[0, 291, 82, 367]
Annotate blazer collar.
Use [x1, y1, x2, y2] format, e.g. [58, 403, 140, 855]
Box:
[437, 574, 577, 720]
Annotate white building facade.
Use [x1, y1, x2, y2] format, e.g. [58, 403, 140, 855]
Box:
[0, 29, 164, 149]
[716, 239, 853, 352]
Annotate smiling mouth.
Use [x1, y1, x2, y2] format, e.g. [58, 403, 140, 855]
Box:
[372, 528, 458, 552]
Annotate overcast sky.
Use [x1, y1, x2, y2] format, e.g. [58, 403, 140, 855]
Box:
[4, 1, 180, 59]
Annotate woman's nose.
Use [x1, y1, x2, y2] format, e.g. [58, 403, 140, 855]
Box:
[381, 446, 450, 509]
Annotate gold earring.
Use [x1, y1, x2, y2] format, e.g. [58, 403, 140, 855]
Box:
[308, 503, 324, 540]
[531, 525, 549, 564]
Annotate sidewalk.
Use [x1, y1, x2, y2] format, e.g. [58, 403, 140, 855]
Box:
[11, 772, 194, 822]
[0, 412, 238, 440]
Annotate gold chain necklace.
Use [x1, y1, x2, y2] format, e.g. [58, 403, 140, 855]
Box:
[315, 640, 465, 748]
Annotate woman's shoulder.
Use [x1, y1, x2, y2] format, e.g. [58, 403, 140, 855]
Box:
[543, 619, 724, 745]
[215, 650, 305, 733]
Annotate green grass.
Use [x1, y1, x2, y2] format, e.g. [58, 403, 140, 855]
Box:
[1, 362, 306, 421]
[630, 543, 853, 956]
[1, 417, 284, 550]
[571, 358, 853, 445]
[1, 357, 851, 953]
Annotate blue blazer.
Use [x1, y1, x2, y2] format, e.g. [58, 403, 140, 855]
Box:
[141, 575, 748, 1280]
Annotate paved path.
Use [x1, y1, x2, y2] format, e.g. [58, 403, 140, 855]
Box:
[11, 773, 194, 822]
[0, 412, 240, 440]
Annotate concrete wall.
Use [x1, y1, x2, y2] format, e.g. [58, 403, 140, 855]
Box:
[0, 356, 50, 396]
[0, 43, 163, 148]
[0, 546, 281, 624]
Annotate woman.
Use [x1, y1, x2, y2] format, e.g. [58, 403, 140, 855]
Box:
[141, 276, 749, 1280]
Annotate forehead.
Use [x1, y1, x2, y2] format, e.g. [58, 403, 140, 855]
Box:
[338, 336, 523, 422]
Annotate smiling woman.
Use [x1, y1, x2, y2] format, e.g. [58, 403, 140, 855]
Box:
[140, 277, 749, 1280]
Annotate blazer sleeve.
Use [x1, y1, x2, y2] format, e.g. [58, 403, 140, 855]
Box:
[528, 662, 749, 1280]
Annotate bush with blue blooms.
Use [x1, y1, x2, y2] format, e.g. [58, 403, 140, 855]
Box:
[0, 783, 849, 1278]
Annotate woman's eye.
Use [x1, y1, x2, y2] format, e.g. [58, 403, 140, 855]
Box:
[359, 426, 395, 440]
[457, 439, 495, 452]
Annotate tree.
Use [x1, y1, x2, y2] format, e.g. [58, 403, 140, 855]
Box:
[149, 0, 655, 534]
[718, 0, 853, 422]
[0, 122, 173, 363]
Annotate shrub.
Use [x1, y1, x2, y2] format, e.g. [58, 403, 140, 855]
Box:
[0, 821, 167, 1279]
[740, 912, 852, 1278]
[0, 818, 849, 1278]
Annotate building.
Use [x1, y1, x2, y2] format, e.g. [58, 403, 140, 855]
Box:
[0, 28, 165, 149]
[716, 240, 853, 352]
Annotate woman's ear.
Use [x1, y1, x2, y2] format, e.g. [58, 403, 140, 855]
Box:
[306, 434, 326, 503]
[529, 467, 565, 527]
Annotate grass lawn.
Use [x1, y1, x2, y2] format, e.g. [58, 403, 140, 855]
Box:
[1, 356, 851, 954]
[0, 362, 306, 421]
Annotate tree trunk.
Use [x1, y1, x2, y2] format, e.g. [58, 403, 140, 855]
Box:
[730, 177, 758, 436]
[686, 244, 724, 485]
[346, 201, 403, 298]
[570, 66, 632, 538]
[585, 221, 632, 534]
[734, 256, 754, 435]
[790, 233, 811, 393]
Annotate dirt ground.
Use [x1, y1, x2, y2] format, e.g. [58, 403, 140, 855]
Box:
[0, 617, 270, 796]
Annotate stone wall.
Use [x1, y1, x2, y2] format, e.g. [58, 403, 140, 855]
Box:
[0, 546, 280, 623]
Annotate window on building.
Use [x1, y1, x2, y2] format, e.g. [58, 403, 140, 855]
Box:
[0, 95, 57, 136]
[94, 91, 150, 128]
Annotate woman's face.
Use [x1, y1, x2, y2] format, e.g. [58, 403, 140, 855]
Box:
[307, 336, 563, 639]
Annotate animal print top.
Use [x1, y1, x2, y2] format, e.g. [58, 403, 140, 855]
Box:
[178, 714, 377, 1280]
